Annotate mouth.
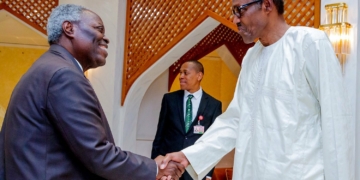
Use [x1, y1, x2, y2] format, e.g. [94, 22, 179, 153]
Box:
[99, 44, 108, 55]
[237, 27, 250, 36]
[99, 44, 108, 49]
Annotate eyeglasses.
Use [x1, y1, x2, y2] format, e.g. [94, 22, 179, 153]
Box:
[232, 0, 262, 18]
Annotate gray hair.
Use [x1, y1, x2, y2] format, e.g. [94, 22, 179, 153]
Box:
[46, 4, 87, 44]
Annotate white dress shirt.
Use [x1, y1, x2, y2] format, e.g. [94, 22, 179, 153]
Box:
[184, 87, 203, 122]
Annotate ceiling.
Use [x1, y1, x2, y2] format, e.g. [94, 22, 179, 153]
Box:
[0, 10, 48, 47]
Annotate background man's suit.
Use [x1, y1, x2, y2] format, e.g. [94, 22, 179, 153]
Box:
[0, 45, 156, 180]
[152, 90, 222, 180]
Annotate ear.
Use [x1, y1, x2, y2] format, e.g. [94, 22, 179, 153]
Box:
[62, 21, 76, 38]
[263, 0, 273, 12]
[197, 72, 203, 81]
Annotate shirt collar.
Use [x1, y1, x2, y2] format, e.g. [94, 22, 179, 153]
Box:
[74, 58, 83, 72]
[184, 87, 202, 100]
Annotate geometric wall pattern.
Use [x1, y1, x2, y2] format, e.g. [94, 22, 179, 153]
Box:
[168, 24, 254, 90]
[122, 0, 320, 103]
[0, 0, 320, 104]
[122, 0, 235, 103]
[168, 0, 320, 89]
[0, 0, 58, 34]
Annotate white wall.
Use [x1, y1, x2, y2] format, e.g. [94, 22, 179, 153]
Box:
[135, 70, 168, 157]
[119, 18, 221, 152]
[357, 1, 360, 179]
[320, 0, 359, 178]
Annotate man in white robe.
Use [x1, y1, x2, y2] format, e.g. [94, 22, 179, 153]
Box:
[159, 0, 354, 180]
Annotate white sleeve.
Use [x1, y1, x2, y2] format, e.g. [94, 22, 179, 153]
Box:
[303, 37, 354, 180]
[182, 74, 242, 180]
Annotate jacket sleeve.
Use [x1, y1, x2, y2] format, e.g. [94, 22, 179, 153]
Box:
[47, 67, 156, 180]
[151, 94, 168, 159]
[303, 35, 354, 180]
[212, 101, 222, 123]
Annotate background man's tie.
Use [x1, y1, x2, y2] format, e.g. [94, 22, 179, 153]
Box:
[185, 94, 194, 133]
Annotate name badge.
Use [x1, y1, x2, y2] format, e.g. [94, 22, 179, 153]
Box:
[194, 125, 204, 134]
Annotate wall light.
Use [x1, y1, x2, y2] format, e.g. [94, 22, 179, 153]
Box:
[319, 3, 351, 72]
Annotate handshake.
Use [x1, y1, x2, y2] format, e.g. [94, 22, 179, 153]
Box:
[155, 152, 190, 180]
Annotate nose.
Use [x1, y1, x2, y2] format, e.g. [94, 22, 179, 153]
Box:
[233, 16, 241, 26]
[103, 36, 110, 44]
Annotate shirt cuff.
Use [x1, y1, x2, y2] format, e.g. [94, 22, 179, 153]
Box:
[156, 162, 158, 175]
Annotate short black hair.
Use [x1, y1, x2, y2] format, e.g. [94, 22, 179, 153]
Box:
[184, 60, 204, 74]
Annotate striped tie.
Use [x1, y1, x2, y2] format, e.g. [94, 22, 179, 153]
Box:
[185, 94, 194, 133]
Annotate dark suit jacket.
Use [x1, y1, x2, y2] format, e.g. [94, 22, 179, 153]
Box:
[0, 45, 156, 180]
[152, 90, 222, 180]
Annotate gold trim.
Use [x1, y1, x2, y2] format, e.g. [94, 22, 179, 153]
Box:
[325, 3, 347, 9]
[319, 22, 352, 29]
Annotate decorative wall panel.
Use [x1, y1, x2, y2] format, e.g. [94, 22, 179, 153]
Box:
[168, 0, 320, 89]
[0, 0, 58, 34]
[284, 0, 320, 28]
[168, 24, 254, 90]
[0, 0, 321, 104]
[123, 0, 320, 103]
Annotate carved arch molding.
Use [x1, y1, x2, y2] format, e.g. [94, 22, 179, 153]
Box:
[122, 0, 320, 104]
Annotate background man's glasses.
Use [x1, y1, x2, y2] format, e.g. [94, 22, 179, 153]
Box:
[232, 0, 262, 18]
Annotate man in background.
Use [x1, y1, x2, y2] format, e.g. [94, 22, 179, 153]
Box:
[161, 0, 353, 180]
[152, 60, 222, 180]
[0, 4, 183, 180]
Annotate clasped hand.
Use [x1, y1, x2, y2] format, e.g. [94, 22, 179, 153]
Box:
[155, 152, 190, 180]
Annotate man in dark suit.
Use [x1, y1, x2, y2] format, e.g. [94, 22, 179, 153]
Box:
[0, 4, 184, 180]
[152, 60, 222, 180]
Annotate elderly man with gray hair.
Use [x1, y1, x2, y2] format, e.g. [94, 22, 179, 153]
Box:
[0, 4, 184, 180]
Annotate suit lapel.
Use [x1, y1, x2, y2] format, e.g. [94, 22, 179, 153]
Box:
[177, 91, 185, 133]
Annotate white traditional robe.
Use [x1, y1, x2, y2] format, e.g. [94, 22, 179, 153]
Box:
[182, 26, 354, 180]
